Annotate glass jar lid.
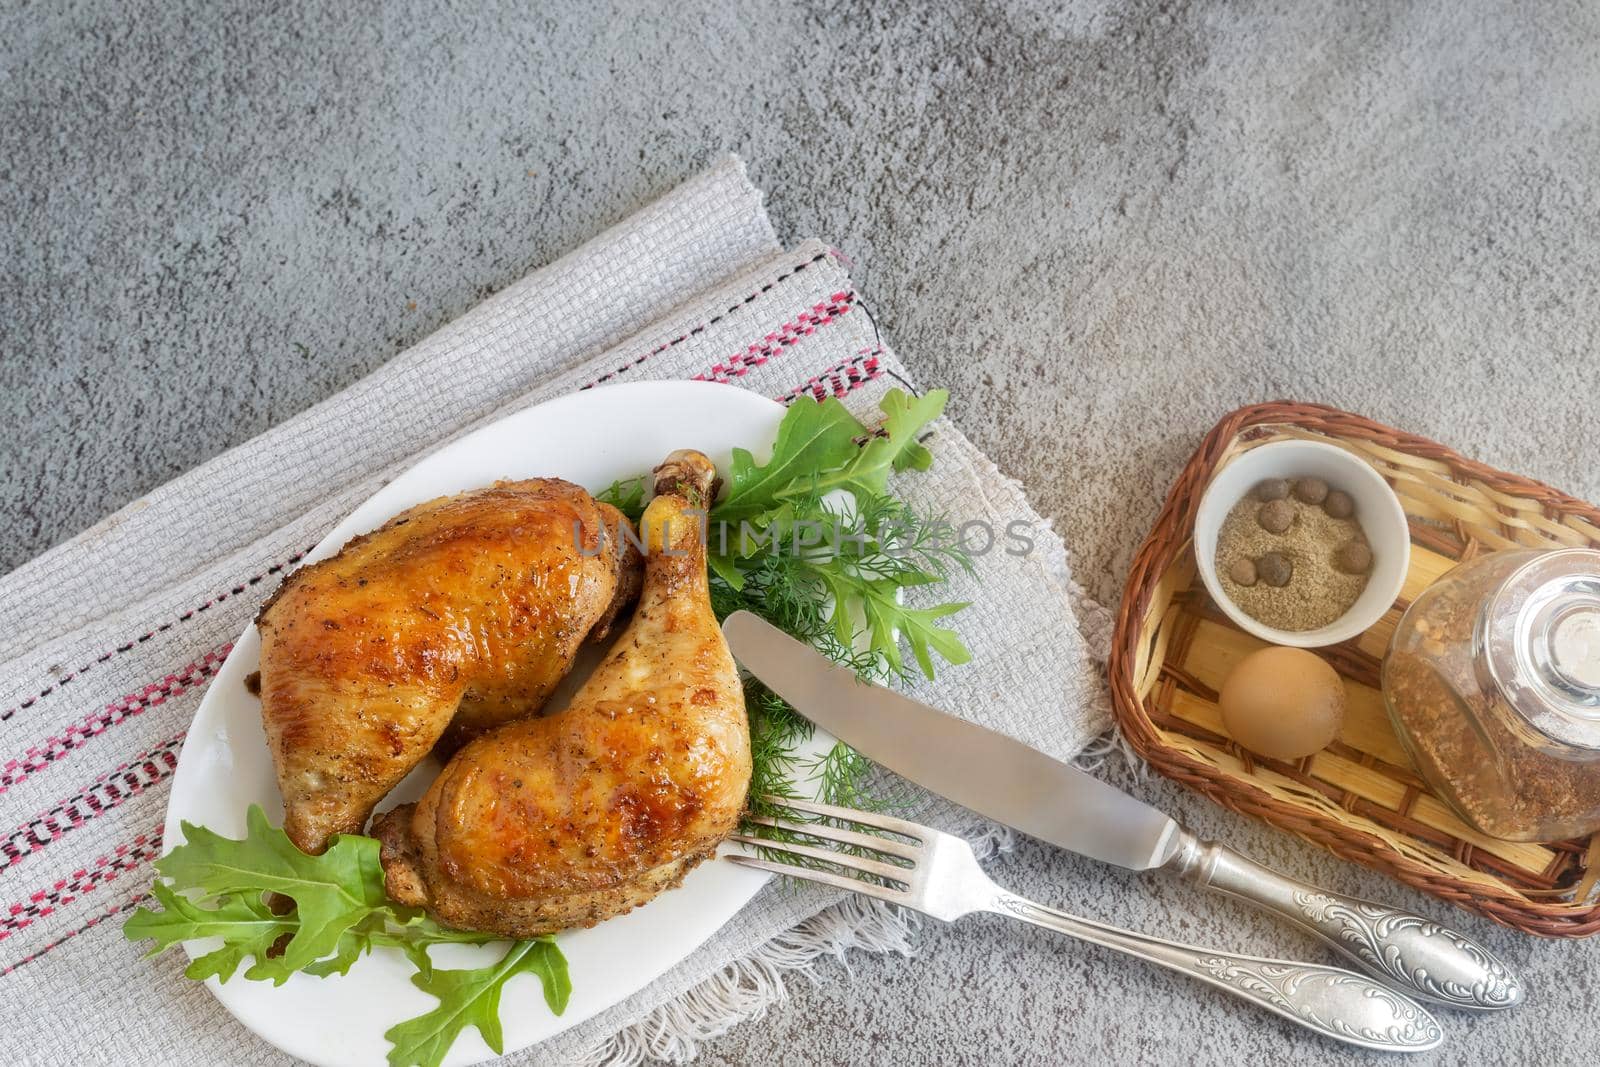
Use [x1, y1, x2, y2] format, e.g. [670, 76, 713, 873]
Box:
[1483, 548, 1600, 750]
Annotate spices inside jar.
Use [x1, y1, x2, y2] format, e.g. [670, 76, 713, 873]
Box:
[1214, 477, 1372, 631]
[1384, 548, 1600, 841]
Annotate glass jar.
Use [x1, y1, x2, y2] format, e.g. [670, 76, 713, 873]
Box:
[1384, 548, 1600, 842]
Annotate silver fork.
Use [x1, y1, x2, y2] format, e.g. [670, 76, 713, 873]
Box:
[728, 796, 1443, 1054]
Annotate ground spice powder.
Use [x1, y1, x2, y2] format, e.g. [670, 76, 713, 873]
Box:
[1216, 493, 1369, 630]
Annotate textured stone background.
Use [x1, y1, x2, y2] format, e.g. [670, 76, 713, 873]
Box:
[6, 1, 1600, 1063]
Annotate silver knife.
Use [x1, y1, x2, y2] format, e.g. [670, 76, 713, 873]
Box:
[723, 611, 1525, 1011]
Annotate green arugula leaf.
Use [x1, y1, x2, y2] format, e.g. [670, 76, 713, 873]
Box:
[706, 548, 746, 591]
[384, 938, 571, 1067]
[825, 567, 970, 680]
[714, 397, 865, 521]
[713, 390, 946, 528]
[186, 942, 259, 984]
[883, 389, 939, 474]
[155, 805, 390, 972]
[386, 914, 505, 981]
[791, 388, 947, 503]
[125, 881, 296, 984]
[296, 909, 500, 981]
[127, 808, 569, 1067]
[301, 911, 391, 979]
[863, 590, 972, 680]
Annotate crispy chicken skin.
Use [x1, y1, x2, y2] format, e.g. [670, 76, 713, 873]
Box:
[374, 450, 750, 936]
[256, 478, 641, 855]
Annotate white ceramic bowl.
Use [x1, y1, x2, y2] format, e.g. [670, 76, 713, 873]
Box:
[1194, 439, 1411, 648]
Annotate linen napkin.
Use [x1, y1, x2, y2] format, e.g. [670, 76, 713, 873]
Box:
[0, 155, 1110, 1065]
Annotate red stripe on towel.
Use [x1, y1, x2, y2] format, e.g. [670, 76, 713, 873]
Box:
[693, 293, 855, 384]
[0, 888, 150, 978]
[0, 651, 227, 797]
[0, 732, 187, 875]
[581, 250, 830, 390]
[0, 828, 164, 940]
[778, 350, 885, 404]
[1, 548, 309, 723]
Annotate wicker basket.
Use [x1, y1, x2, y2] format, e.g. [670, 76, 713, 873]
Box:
[1111, 401, 1600, 937]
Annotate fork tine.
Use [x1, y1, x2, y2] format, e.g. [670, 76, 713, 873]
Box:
[726, 855, 909, 905]
[756, 794, 926, 840]
[742, 814, 921, 860]
[729, 834, 913, 883]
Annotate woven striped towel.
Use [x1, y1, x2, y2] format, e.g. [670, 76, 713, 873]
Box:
[0, 156, 1110, 1066]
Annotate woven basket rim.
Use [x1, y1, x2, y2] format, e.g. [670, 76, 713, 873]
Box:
[1110, 400, 1600, 937]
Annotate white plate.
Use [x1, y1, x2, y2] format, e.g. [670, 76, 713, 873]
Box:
[163, 381, 834, 1067]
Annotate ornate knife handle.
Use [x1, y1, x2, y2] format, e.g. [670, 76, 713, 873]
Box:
[992, 894, 1442, 1052]
[1164, 831, 1524, 1010]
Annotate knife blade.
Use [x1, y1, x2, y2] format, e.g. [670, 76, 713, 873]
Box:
[722, 610, 1182, 871]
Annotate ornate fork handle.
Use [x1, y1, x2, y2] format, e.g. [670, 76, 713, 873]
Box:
[990, 893, 1443, 1053]
[1163, 832, 1524, 1010]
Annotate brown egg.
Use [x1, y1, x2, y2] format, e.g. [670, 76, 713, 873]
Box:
[1219, 646, 1346, 761]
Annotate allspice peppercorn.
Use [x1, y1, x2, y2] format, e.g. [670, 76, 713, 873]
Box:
[1229, 558, 1259, 587]
[1258, 499, 1294, 534]
[1254, 479, 1289, 502]
[1323, 490, 1354, 519]
[1257, 552, 1293, 587]
[1335, 539, 1372, 575]
[1294, 477, 1329, 505]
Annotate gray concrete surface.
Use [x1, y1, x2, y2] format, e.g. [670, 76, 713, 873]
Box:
[5, 1, 1599, 1064]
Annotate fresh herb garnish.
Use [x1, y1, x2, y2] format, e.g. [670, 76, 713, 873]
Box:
[711, 388, 942, 524]
[602, 388, 971, 683]
[124, 807, 569, 1067]
[384, 937, 570, 1067]
[141, 804, 392, 974]
[127, 880, 298, 984]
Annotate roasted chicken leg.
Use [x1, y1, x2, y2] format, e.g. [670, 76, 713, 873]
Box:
[257, 479, 641, 855]
[375, 450, 751, 936]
